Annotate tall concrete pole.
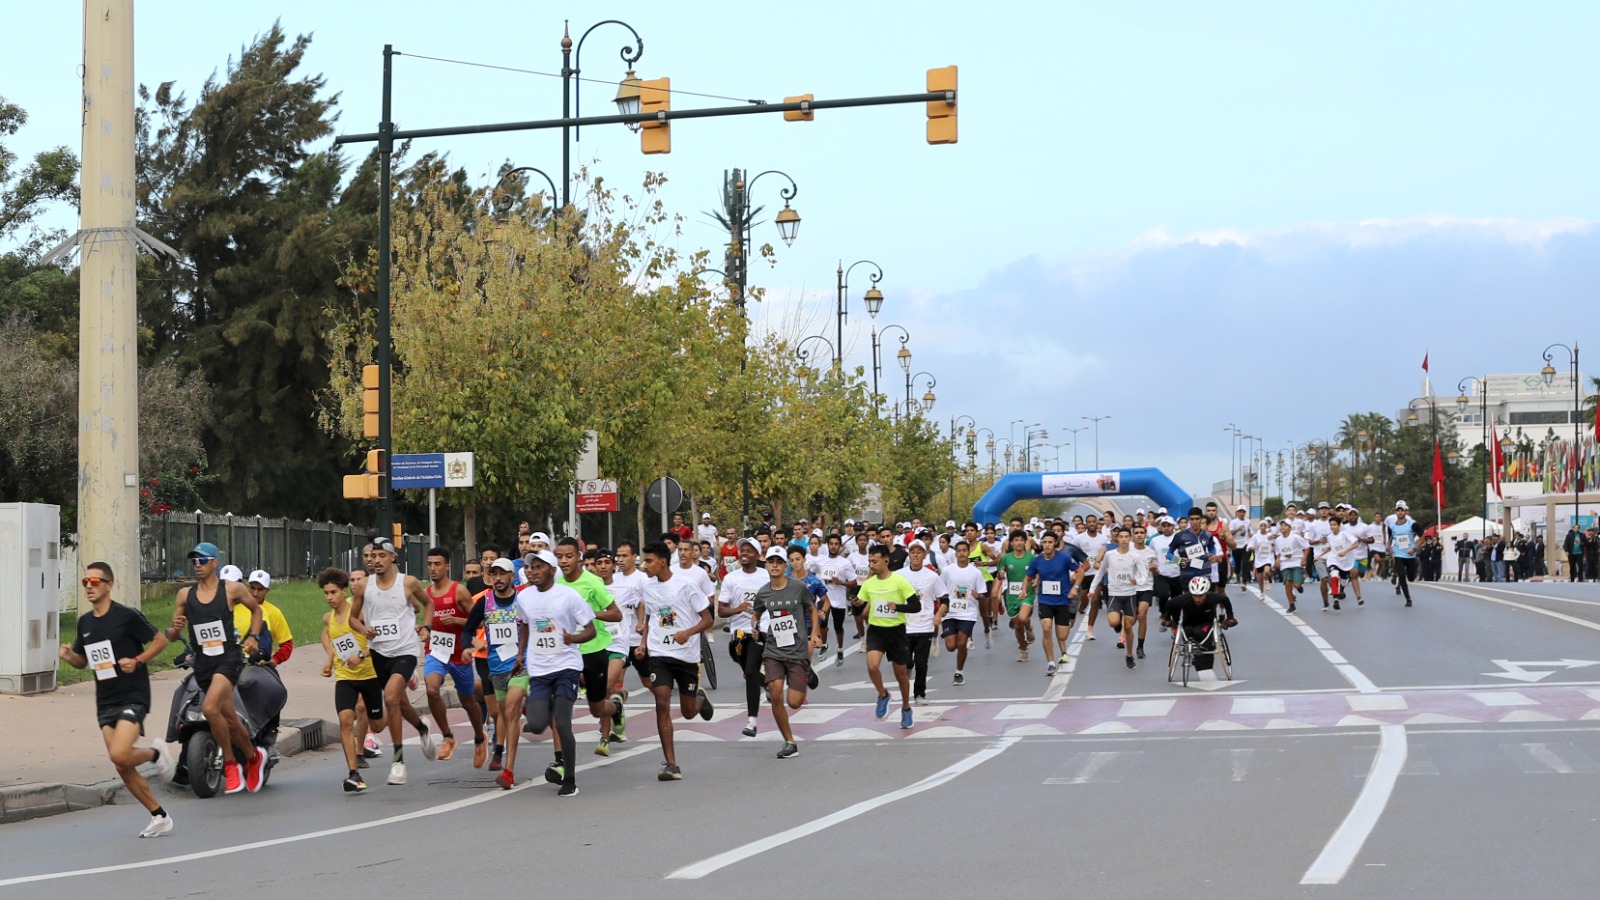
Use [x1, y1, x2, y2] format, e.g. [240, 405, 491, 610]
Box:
[78, 0, 141, 610]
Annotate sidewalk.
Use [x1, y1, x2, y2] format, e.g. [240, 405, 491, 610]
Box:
[0, 649, 462, 823]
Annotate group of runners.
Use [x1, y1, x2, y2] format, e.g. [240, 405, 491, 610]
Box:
[62, 496, 1424, 837]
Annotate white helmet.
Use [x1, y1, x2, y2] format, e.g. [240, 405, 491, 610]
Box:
[1187, 575, 1213, 595]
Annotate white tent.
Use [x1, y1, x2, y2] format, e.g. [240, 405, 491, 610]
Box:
[1439, 516, 1502, 542]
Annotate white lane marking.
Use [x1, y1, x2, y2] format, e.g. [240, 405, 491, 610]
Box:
[1231, 697, 1285, 715]
[0, 742, 660, 888]
[1347, 694, 1408, 712]
[996, 703, 1056, 720]
[1250, 586, 1380, 694]
[1455, 583, 1600, 607]
[1117, 698, 1176, 717]
[1467, 691, 1536, 707]
[666, 735, 1020, 879]
[1427, 583, 1600, 635]
[1301, 724, 1409, 885]
[1042, 620, 1089, 702]
[1043, 749, 1131, 784]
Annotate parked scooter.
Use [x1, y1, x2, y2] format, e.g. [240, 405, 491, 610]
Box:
[164, 640, 288, 797]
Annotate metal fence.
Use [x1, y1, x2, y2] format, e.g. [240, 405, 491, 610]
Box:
[138, 512, 429, 583]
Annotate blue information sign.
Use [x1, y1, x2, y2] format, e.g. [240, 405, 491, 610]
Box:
[391, 453, 446, 489]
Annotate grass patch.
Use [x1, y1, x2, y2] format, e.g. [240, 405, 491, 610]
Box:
[57, 580, 333, 686]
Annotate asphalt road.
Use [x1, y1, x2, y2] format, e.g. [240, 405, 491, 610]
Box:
[3, 576, 1599, 898]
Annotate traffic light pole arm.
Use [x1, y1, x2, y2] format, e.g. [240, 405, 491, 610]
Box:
[334, 91, 956, 145]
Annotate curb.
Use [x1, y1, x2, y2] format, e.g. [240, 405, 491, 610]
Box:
[0, 684, 465, 825]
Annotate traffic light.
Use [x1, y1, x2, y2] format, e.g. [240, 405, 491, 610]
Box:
[640, 77, 671, 154]
[342, 448, 387, 500]
[784, 94, 814, 122]
[362, 364, 380, 438]
[926, 66, 958, 145]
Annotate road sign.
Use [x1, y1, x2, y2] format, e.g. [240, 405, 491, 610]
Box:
[646, 476, 683, 515]
[578, 479, 617, 495]
[390, 452, 475, 490]
[576, 491, 619, 513]
[1482, 659, 1599, 683]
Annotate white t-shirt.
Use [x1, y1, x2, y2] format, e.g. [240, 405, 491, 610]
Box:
[514, 581, 593, 676]
[934, 545, 960, 572]
[696, 523, 720, 545]
[848, 551, 872, 586]
[1305, 519, 1333, 556]
[673, 562, 717, 604]
[900, 565, 944, 634]
[1273, 533, 1309, 568]
[1148, 533, 1180, 577]
[607, 569, 650, 649]
[718, 566, 768, 633]
[1348, 520, 1372, 560]
[642, 573, 711, 663]
[1229, 516, 1252, 543]
[1326, 530, 1360, 570]
[1246, 532, 1276, 568]
[814, 552, 857, 610]
[1093, 548, 1143, 596]
[941, 563, 987, 622]
[1129, 546, 1157, 590]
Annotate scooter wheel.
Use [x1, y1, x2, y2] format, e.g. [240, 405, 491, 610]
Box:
[186, 731, 223, 798]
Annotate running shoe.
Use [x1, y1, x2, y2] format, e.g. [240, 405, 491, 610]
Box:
[900, 708, 914, 730]
[357, 756, 370, 769]
[138, 813, 174, 838]
[387, 761, 407, 785]
[557, 783, 579, 797]
[952, 672, 965, 686]
[1136, 647, 1146, 660]
[419, 726, 438, 760]
[818, 643, 829, 657]
[438, 736, 457, 761]
[658, 762, 683, 781]
[874, 693, 890, 719]
[610, 691, 627, 732]
[497, 768, 515, 790]
[489, 749, 503, 771]
[1058, 653, 1069, 664]
[473, 741, 488, 769]
[696, 689, 715, 721]
[363, 734, 383, 757]
[343, 774, 366, 793]
[1358, 597, 1364, 606]
[914, 694, 926, 707]
[245, 747, 267, 793]
[223, 759, 245, 795]
[1333, 601, 1341, 611]
[1045, 661, 1058, 676]
[835, 652, 844, 668]
[1085, 629, 1096, 641]
[151, 741, 175, 782]
[544, 762, 565, 785]
[984, 631, 992, 649]
[807, 669, 820, 690]
[742, 719, 758, 738]
[594, 739, 611, 757]
[1125, 656, 1136, 669]
[1116, 639, 1125, 650]
[1019, 647, 1029, 662]
[1287, 603, 1296, 614]
[777, 742, 800, 759]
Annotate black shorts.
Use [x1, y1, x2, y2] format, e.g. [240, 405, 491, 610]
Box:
[829, 607, 847, 631]
[581, 650, 611, 701]
[628, 648, 653, 686]
[865, 624, 909, 666]
[1036, 602, 1074, 622]
[648, 657, 700, 695]
[96, 702, 149, 729]
[941, 619, 976, 638]
[474, 655, 491, 690]
[193, 650, 244, 695]
[370, 650, 418, 687]
[335, 678, 385, 719]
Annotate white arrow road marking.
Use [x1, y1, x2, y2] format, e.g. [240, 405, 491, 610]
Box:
[1483, 659, 1600, 683]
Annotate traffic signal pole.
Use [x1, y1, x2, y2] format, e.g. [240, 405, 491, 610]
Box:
[336, 52, 957, 539]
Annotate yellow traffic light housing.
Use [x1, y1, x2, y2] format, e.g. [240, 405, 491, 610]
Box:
[640, 77, 671, 155]
[926, 66, 957, 145]
[342, 448, 387, 500]
[361, 364, 380, 438]
[784, 94, 814, 122]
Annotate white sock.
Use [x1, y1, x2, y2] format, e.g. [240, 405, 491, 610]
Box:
[746, 716, 757, 727]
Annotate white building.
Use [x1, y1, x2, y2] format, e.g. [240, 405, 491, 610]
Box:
[1404, 371, 1593, 453]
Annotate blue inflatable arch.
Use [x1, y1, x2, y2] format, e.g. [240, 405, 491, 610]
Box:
[972, 468, 1192, 525]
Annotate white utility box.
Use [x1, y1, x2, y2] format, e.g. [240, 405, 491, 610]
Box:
[0, 503, 62, 694]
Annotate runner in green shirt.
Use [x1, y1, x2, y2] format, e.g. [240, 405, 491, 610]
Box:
[859, 545, 921, 730]
[992, 530, 1037, 662]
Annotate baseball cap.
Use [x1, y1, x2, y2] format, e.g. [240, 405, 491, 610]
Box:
[845, 518, 855, 526]
[372, 536, 398, 556]
[1135, 508, 1146, 515]
[1158, 515, 1176, 525]
[738, 538, 761, 554]
[907, 540, 928, 552]
[945, 520, 957, 528]
[764, 546, 788, 561]
[528, 531, 551, 547]
[1157, 507, 1168, 514]
[524, 549, 559, 569]
[1317, 501, 1331, 509]
[187, 541, 222, 560]
[489, 557, 516, 573]
[1236, 505, 1247, 512]
[1394, 500, 1409, 510]
[219, 564, 243, 582]
[246, 569, 272, 588]
[702, 513, 712, 520]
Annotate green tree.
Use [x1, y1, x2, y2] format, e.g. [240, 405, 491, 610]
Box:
[136, 26, 371, 516]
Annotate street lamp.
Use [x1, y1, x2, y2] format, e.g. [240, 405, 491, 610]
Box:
[1023, 426, 1048, 473]
[1062, 426, 1087, 469]
[561, 20, 645, 208]
[794, 334, 837, 381]
[1083, 416, 1110, 469]
[1542, 341, 1580, 538]
[949, 415, 977, 521]
[871, 324, 910, 411]
[489, 165, 561, 222]
[906, 371, 937, 414]
[835, 260, 884, 368]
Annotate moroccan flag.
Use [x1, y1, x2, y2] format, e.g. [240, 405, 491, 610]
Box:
[1491, 425, 1505, 499]
[1421, 352, 1429, 373]
[1432, 440, 1446, 507]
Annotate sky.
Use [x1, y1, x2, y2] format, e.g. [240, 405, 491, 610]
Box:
[7, 0, 1600, 504]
